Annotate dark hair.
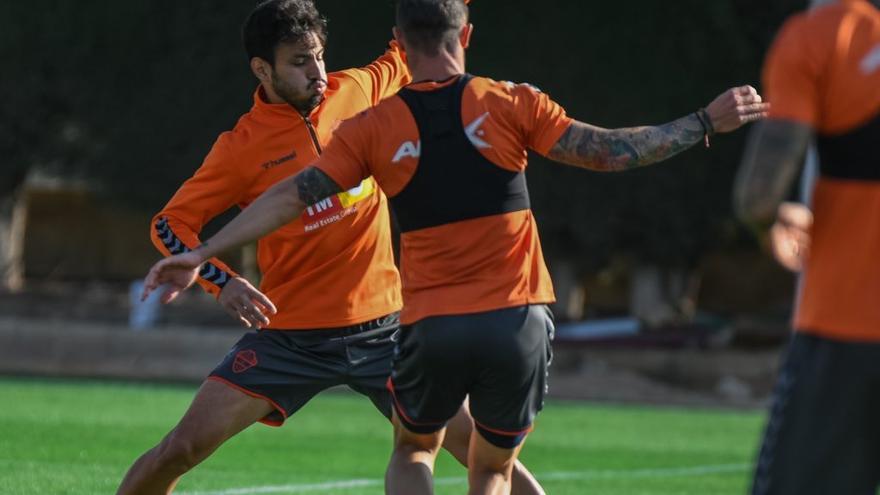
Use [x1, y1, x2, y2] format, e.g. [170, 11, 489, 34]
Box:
[242, 0, 328, 64]
[396, 0, 468, 56]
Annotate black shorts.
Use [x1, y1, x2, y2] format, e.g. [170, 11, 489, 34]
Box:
[752, 331, 880, 495]
[208, 313, 400, 426]
[388, 304, 554, 449]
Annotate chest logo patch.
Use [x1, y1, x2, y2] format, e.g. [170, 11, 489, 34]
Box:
[303, 178, 375, 232]
[261, 149, 298, 170]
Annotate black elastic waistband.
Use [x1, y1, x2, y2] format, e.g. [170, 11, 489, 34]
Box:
[263, 312, 400, 339]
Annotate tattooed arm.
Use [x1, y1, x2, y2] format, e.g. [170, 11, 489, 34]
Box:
[141, 167, 342, 302]
[733, 120, 813, 225]
[547, 115, 706, 171]
[193, 167, 342, 261]
[733, 120, 813, 272]
[547, 85, 769, 171]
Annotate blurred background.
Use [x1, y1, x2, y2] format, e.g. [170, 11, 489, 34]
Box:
[0, 0, 810, 405]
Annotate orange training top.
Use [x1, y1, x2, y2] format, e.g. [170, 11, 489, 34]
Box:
[151, 42, 409, 329]
[764, 0, 880, 341]
[315, 75, 572, 324]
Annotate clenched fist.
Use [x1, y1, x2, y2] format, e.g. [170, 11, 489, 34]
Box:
[705, 85, 770, 133]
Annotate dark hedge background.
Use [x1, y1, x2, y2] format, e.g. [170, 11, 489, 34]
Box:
[0, 0, 805, 269]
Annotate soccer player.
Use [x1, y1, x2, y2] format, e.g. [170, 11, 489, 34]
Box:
[141, 0, 767, 492]
[734, 0, 880, 493]
[117, 1, 546, 494]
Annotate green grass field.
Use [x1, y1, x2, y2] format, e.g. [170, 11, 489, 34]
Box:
[0, 378, 766, 495]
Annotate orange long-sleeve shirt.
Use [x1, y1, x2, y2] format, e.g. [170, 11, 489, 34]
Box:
[151, 43, 409, 329]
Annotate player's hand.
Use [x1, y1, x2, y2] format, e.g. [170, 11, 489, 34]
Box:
[218, 277, 278, 329]
[769, 202, 813, 272]
[705, 86, 770, 133]
[141, 251, 205, 304]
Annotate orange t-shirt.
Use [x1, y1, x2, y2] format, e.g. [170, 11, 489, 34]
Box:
[151, 43, 410, 329]
[316, 75, 573, 324]
[764, 0, 880, 341]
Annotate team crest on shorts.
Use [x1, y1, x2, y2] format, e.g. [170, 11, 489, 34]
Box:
[232, 349, 258, 373]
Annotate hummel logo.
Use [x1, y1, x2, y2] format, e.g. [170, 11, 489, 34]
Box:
[261, 149, 297, 170]
[392, 140, 421, 163]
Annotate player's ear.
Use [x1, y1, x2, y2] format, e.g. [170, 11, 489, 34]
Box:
[393, 27, 406, 53]
[250, 57, 272, 83]
[460, 23, 473, 49]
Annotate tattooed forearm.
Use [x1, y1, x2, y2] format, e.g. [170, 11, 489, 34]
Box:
[192, 168, 342, 260]
[547, 114, 706, 171]
[733, 120, 812, 224]
[293, 167, 343, 206]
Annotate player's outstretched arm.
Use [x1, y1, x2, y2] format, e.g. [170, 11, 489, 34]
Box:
[733, 119, 813, 224]
[142, 167, 343, 303]
[547, 86, 769, 171]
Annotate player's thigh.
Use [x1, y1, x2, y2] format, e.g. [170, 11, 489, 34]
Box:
[209, 329, 343, 425]
[752, 333, 880, 495]
[444, 398, 475, 445]
[387, 321, 471, 433]
[469, 305, 554, 447]
[171, 380, 274, 449]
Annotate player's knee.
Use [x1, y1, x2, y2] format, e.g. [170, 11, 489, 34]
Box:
[471, 453, 516, 475]
[155, 429, 211, 473]
[468, 463, 513, 494]
[442, 420, 473, 464]
[391, 441, 438, 469]
[445, 408, 474, 443]
[394, 428, 444, 460]
[392, 414, 445, 454]
[397, 435, 443, 455]
[469, 430, 522, 474]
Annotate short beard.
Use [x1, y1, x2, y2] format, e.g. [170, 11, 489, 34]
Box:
[270, 72, 323, 115]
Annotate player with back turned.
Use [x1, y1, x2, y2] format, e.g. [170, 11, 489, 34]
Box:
[142, 0, 767, 492]
[735, 0, 880, 493]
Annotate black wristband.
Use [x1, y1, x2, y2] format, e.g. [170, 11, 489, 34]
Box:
[697, 108, 716, 136]
[694, 110, 712, 148]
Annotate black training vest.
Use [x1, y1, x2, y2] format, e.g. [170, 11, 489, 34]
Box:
[817, 111, 880, 181]
[390, 74, 531, 233]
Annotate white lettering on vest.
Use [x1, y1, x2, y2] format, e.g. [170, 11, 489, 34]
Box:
[392, 140, 421, 163]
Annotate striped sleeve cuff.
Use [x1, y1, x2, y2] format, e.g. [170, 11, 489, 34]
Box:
[155, 217, 231, 290]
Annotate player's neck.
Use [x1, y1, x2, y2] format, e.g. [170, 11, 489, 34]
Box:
[408, 50, 465, 84]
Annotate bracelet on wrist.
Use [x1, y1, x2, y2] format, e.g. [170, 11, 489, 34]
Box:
[694, 109, 713, 148]
[699, 108, 716, 136]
